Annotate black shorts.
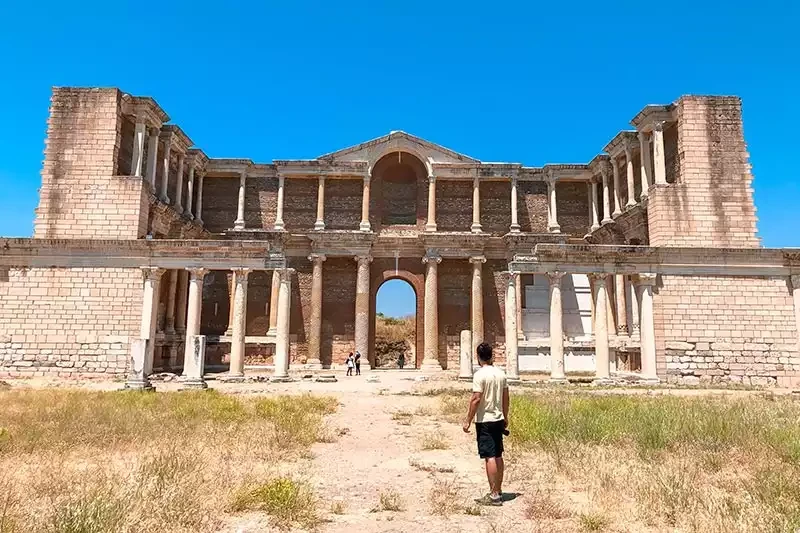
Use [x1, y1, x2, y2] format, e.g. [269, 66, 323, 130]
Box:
[475, 420, 505, 459]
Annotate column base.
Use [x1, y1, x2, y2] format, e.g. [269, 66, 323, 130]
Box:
[124, 377, 154, 391]
[625, 201, 637, 209]
[178, 376, 208, 390]
[159, 195, 171, 204]
[305, 360, 323, 370]
[233, 220, 245, 230]
[359, 221, 371, 232]
[223, 329, 233, 337]
[165, 326, 176, 335]
[419, 359, 444, 372]
[470, 224, 483, 233]
[548, 224, 561, 233]
[267, 327, 277, 336]
[509, 224, 521, 233]
[175, 203, 183, 214]
[548, 376, 568, 384]
[195, 218, 203, 226]
[425, 223, 437, 232]
[184, 210, 194, 219]
[590, 224, 600, 232]
[601, 218, 614, 225]
[274, 221, 285, 231]
[612, 210, 623, 218]
[314, 220, 325, 230]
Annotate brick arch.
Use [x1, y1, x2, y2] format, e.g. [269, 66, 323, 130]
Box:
[368, 264, 424, 368]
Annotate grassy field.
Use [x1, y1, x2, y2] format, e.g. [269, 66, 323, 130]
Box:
[0, 389, 337, 532]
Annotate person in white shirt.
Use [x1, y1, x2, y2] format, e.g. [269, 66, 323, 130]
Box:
[462, 342, 509, 506]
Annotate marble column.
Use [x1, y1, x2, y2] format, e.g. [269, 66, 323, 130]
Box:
[359, 175, 371, 231]
[601, 162, 613, 224]
[175, 270, 188, 334]
[505, 272, 519, 382]
[548, 176, 561, 233]
[652, 122, 667, 186]
[184, 162, 195, 219]
[180, 268, 208, 389]
[628, 276, 640, 338]
[590, 273, 611, 383]
[510, 177, 520, 233]
[159, 133, 172, 204]
[224, 272, 236, 337]
[515, 273, 523, 340]
[126, 267, 164, 390]
[273, 269, 292, 381]
[195, 172, 205, 225]
[145, 128, 159, 189]
[164, 270, 179, 334]
[234, 169, 247, 230]
[174, 153, 185, 213]
[791, 275, 800, 356]
[307, 254, 326, 369]
[458, 329, 472, 380]
[590, 182, 600, 232]
[425, 174, 437, 232]
[354, 255, 372, 369]
[636, 273, 659, 382]
[624, 141, 637, 207]
[228, 268, 250, 380]
[274, 175, 285, 230]
[420, 253, 443, 371]
[615, 274, 628, 335]
[268, 269, 280, 336]
[132, 118, 147, 178]
[611, 157, 622, 217]
[638, 131, 652, 199]
[471, 176, 482, 233]
[548, 271, 566, 382]
[470, 256, 486, 356]
[314, 176, 326, 230]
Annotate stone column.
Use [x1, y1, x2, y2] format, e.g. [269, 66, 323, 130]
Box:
[145, 128, 159, 189]
[548, 176, 561, 233]
[470, 256, 486, 355]
[425, 174, 437, 232]
[625, 141, 636, 207]
[615, 274, 628, 335]
[590, 182, 600, 232]
[273, 269, 292, 381]
[628, 276, 640, 338]
[548, 271, 566, 382]
[175, 270, 188, 334]
[636, 273, 659, 382]
[195, 171, 204, 225]
[234, 169, 247, 230]
[354, 255, 372, 369]
[515, 273, 523, 340]
[314, 176, 326, 230]
[471, 176, 482, 233]
[458, 329, 472, 380]
[505, 272, 519, 382]
[268, 269, 280, 336]
[652, 122, 667, 186]
[126, 267, 164, 390]
[180, 268, 208, 389]
[601, 162, 613, 224]
[307, 254, 326, 369]
[638, 131, 652, 199]
[611, 157, 622, 217]
[174, 153, 185, 213]
[359, 175, 372, 231]
[159, 133, 172, 204]
[421, 253, 443, 371]
[510, 177, 520, 233]
[791, 275, 800, 356]
[184, 162, 195, 219]
[590, 273, 611, 383]
[224, 272, 236, 337]
[132, 118, 147, 178]
[164, 270, 179, 334]
[274, 175, 285, 230]
[228, 268, 250, 381]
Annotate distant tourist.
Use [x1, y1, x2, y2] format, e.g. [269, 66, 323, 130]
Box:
[462, 342, 509, 506]
[397, 352, 405, 369]
[354, 351, 362, 375]
[345, 353, 354, 376]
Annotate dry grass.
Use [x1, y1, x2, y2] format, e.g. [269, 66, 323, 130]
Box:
[0, 389, 337, 532]
[578, 512, 608, 531]
[525, 488, 570, 520]
[408, 457, 455, 473]
[419, 432, 449, 450]
[391, 410, 414, 425]
[329, 500, 347, 515]
[428, 476, 462, 516]
[374, 490, 405, 512]
[229, 477, 319, 530]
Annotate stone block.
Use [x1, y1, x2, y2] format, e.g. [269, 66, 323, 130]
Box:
[666, 341, 694, 351]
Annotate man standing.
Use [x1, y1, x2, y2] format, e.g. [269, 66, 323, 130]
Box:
[462, 342, 509, 506]
[354, 351, 362, 376]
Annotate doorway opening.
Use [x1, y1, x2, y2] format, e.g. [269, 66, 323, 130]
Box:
[374, 279, 417, 369]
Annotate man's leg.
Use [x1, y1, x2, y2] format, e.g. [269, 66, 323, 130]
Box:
[496, 457, 505, 496]
[485, 458, 500, 496]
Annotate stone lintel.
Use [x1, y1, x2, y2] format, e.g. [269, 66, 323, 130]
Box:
[630, 104, 676, 131]
[603, 131, 639, 158]
[307, 231, 376, 258]
[205, 158, 255, 176]
[122, 94, 169, 126]
[187, 148, 209, 169]
[161, 124, 193, 153]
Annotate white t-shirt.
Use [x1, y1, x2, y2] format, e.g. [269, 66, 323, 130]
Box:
[472, 365, 508, 423]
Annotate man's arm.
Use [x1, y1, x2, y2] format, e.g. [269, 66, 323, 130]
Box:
[463, 392, 482, 433]
[502, 386, 510, 427]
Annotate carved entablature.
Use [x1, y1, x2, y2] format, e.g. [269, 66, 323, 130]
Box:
[205, 158, 254, 177]
[307, 231, 376, 258]
[273, 159, 368, 178]
[603, 131, 639, 158]
[419, 232, 488, 259]
[630, 104, 676, 132]
[162, 125, 193, 154]
[121, 94, 169, 128]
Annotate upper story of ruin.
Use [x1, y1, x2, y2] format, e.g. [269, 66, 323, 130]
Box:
[32, 87, 760, 256]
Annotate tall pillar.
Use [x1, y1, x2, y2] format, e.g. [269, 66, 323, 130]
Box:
[268, 269, 280, 336]
[314, 176, 326, 230]
[195, 171, 204, 225]
[145, 128, 159, 189]
[174, 153, 185, 213]
[307, 254, 326, 369]
[615, 274, 628, 335]
[505, 272, 519, 382]
[159, 133, 172, 204]
[590, 182, 600, 232]
[470, 256, 486, 356]
[458, 329, 472, 380]
[180, 268, 208, 389]
[420, 253, 443, 371]
[126, 267, 165, 390]
[791, 275, 800, 357]
[515, 273, 523, 340]
[471, 176, 482, 233]
[234, 169, 247, 230]
[590, 273, 611, 383]
[359, 174, 371, 231]
[638, 131, 652, 199]
[548, 271, 566, 382]
[628, 276, 640, 338]
[164, 270, 179, 334]
[652, 122, 667, 186]
[132, 118, 147, 178]
[425, 174, 437, 232]
[611, 157, 622, 217]
[274, 175, 285, 230]
[548, 176, 561, 233]
[273, 269, 292, 381]
[636, 273, 659, 382]
[601, 162, 613, 224]
[624, 141, 637, 207]
[227, 268, 250, 380]
[224, 272, 236, 337]
[354, 255, 372, 369]
[184, 161, 195, 219]
[509, 177, 520, 233]
[175, 270, 188, 334]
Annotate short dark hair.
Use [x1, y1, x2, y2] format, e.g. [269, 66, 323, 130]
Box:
[476, 342, 493, 362]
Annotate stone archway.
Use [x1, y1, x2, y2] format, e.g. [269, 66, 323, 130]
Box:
[370, 151, 429, 232]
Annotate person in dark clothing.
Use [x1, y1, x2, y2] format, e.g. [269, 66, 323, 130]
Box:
[354, 351, 362, 375]
[398, 352, 405, 369]
[346, 352, 354, 376]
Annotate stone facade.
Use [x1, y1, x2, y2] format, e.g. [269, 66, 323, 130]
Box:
[1, 86, 798, 388]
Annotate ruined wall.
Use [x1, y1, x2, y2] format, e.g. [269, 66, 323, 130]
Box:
[518, 181, 548, 233]
[245, 176, 278, 230]
[326, 179, 362, 230]
[200, 270, 231, 335]
[556, 182, 590, 237]
[655, 275, 800, 387]
[319, 257, 355, 366]
[485, 260, 507, 364]
[245, 271, 272, 335]
[438, 260, 470, 369]
[283, 179, 317, 231]
[481, 181, 512, 234]
[664, 122, 679, 185]
[437, 181, 472, 232]
[0, 267, 141, 378]
[201, 177, 238, 232]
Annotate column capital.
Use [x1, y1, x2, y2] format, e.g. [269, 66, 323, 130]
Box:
[309, 253, 327, 264]
[428, 174, 436, 183]
[232, 267, 251, 279]
[278, 267, 295, 282]
[653, 120, 665, 132]
[159, 129, 175, 145]
[600, 159, 610, 178]
[186, 267, 208, 281]
[354, 254, 372, 265]
[637, 130, 650, 143]
[469, 255, 486, 265]
[588, 272, 610, 283]
[363, 174, 371, 183]
[240, 169, 248, 180]
[277, 174, 286, 184]
[141, 267, 166, 281]
[318, 174, 325, 184]
[422, 253, 442, 265]
[623, 139, 634, 159]
[791, 274, 800, 290]
[634, 273, 658, 286]
[547, 271, 567, 283]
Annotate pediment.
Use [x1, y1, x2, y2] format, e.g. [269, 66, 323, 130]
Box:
[318, 131, 479, 171]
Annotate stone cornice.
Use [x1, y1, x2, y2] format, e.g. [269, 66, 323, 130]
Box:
[187, 148, 209, 170]
[603, 131, 638, 158]
[306, 230, 375, 257]
[419, 232, 489, 259]
[205, 158, 255, 176]
[122, 94, 169, 126]
[630, 104, 676, 131]
[274, 159, 368, 177]
[161, 125, 193, 153]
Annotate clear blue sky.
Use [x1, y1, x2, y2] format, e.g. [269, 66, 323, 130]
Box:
[1, 1, 798, 317]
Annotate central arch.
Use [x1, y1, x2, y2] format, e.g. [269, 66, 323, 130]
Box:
[369, 265, 425, 369]
[371, 151, 429, 230]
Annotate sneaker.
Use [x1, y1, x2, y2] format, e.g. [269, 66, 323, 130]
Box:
[474, 493, 503, 506]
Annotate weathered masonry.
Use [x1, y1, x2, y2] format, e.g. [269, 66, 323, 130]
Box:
[1, 87, 799, 388]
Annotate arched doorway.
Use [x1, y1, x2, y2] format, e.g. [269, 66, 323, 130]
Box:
[373, 279, 417, 369]
[371, 151, 428, 230]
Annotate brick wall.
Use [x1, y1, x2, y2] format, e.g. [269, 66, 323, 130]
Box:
[246, 271, 272, 335]
[481, 181, 512, 234]
[655, 275, 800, 387]
[320, 257, 355, 366]
[245, 176, 278, 230]
[326, 179, 362, 230]
[518, 181, 548, 233]
[663, 122, 679, 185]
[202, 177, 238, 232]
[438, 259, 471, 369]
[283, 178, 317, 231]
[200, 270, 231, 335]
[556, 182, 590, 237]
[437, 181, 472, 232]
[0, 267, 141, 378]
